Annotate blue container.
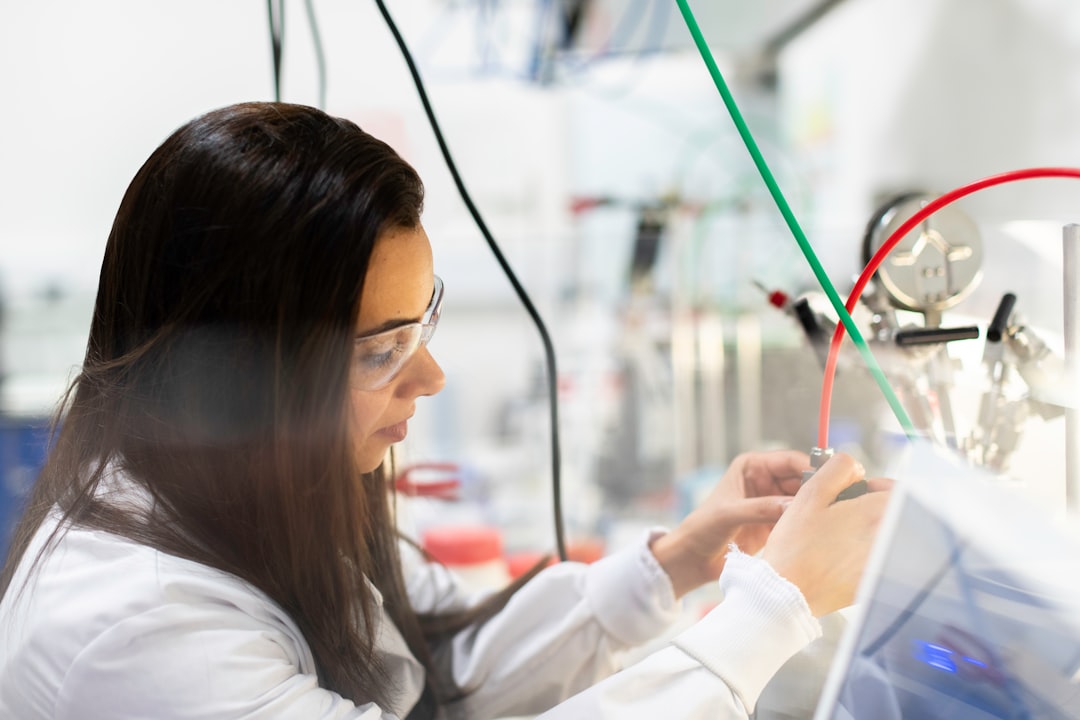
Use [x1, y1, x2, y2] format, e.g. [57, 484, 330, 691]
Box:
[0, 416, 52, 559]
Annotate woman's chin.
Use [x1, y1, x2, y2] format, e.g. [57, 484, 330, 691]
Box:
[356, 444, 393, 474]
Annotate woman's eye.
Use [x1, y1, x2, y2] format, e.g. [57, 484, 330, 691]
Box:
[354, 325, 420, 377]
[358, 345, 405, 370]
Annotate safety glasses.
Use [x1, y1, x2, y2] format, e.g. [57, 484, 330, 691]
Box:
[351, 275, 443, 391]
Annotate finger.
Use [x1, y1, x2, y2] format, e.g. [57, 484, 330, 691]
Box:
[846, 488, 893, 531]
[866, 476, 895, 493]
[719, 496, 793, 525]
[774, 474, 802, 496]
[799, 453, 865, 506]
[751, 449, 812, 484]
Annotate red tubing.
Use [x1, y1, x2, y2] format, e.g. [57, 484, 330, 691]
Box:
[818, 167, 1080, 449]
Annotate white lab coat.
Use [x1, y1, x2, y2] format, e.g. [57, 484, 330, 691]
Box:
[0, 497, 821, 719]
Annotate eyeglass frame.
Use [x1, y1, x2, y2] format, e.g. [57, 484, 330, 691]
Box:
[350, 275, 444, 391]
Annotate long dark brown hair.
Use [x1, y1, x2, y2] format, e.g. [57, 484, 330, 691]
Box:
[0, 102, 542, 710]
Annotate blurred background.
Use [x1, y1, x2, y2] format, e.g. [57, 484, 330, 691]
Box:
[2, 0, 1080, 568]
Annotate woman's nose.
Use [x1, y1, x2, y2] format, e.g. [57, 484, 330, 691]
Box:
[397, 344, 445, 398]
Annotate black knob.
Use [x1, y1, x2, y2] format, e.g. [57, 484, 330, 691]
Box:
[987, 293, 1017, 343]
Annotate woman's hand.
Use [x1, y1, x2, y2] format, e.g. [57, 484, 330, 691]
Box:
[650, 450, 809, 598]
[761, 453, 892, 617]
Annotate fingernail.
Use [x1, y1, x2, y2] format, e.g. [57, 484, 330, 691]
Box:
[778, 498, 794, 510]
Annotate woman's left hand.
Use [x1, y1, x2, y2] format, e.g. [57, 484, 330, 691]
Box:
[649, 450, 808, 598]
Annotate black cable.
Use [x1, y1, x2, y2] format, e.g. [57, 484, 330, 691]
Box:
[303, 0, 327, 109]
[861, 542, 964, 657]
[373, 0, 568, 563]
[761, 0, 848, 57]
[267, 0, 285, 102]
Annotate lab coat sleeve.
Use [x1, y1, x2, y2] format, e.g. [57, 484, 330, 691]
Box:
[406, 530, 684, 719]
[52, 597, 398, 720]
[540, 550, 823, 718]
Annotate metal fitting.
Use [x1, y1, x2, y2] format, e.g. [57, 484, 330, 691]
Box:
[802, 446, 834, 484]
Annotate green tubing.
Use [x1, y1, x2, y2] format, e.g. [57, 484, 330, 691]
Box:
[674, 0, 917, 439]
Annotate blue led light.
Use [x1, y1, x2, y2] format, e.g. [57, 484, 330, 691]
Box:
[914, 641, 958, 673]
[962, 656, 987, 668]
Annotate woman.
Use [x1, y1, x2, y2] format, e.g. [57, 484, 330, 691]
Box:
[0, 102, 889, 719]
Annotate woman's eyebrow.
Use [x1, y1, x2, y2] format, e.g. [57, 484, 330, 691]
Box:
[356, 282, 435, 338]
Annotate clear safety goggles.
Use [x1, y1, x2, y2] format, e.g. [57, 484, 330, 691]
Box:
[351, 275, 443, 391]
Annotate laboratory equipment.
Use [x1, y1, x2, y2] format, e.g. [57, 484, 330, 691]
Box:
[862, 193, 983, 317]
[815, 440, 1080, 720]
[800, 446, 868, 501]
[762, 194, 1076, 480]
[422, 525, 512, 594]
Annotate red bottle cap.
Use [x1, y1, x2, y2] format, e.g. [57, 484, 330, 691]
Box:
[422, 525, 503, 566]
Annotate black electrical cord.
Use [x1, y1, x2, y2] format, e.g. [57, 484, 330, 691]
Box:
[267, 0, 285, 102]
[373, 0, 567, 563]
[303, 0, 327, 109]
[861, 543, 964, 657]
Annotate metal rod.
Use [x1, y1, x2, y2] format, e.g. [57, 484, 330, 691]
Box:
[736, 314, 762, 452]
[672, 314, 700, 478]
[698, 313, 726, 468]
[1063, 224, 1080, 510]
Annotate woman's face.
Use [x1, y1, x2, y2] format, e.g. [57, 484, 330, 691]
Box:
[350, 225, 445, 472]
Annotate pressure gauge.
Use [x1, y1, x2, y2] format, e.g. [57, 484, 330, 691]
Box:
[862, 193, 983, 313]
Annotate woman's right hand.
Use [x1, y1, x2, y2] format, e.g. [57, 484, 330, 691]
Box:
[759, 453, 893, 617]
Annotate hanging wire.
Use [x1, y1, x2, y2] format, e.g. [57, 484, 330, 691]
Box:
[267, 0, 285, 102]
[373, 0, 568, 562]
[303, 0, 327, 109]
[674, 0, 916, 442]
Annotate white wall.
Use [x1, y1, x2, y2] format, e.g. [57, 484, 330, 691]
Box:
[0, 1, 572, 429]
[781, 0, 1080, 316]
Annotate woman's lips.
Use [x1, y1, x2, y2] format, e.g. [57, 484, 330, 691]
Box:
[377, 420, 408, 442]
